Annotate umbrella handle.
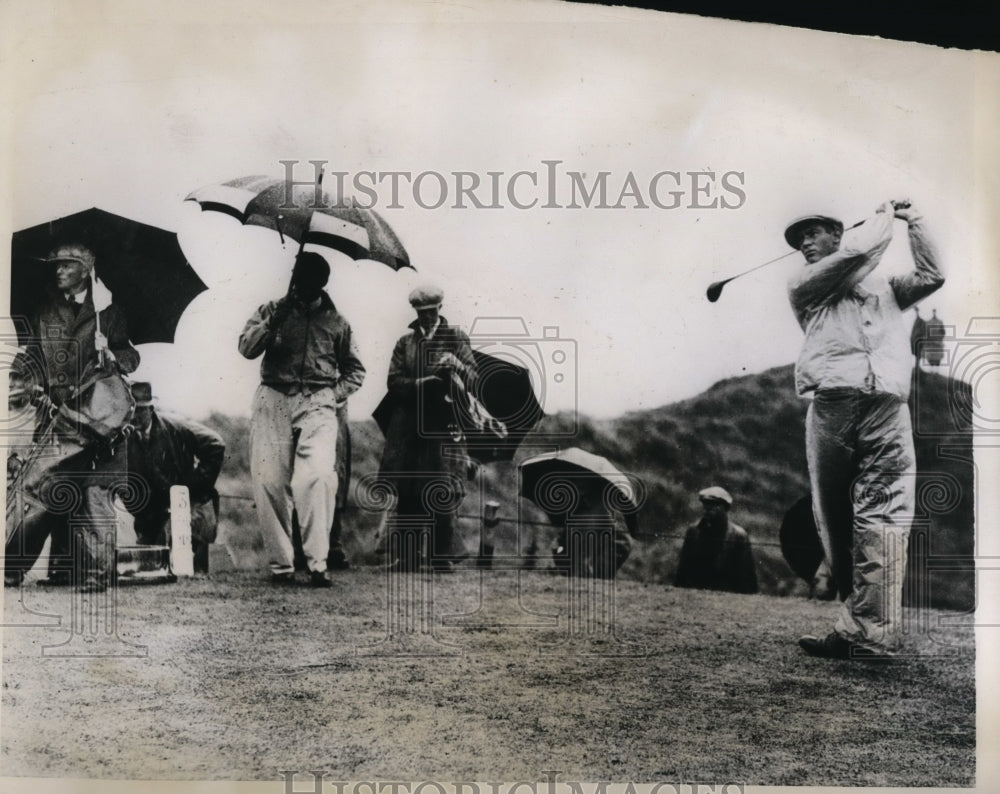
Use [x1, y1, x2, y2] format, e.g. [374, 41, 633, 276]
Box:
[294, 167, 323, 256]
[93, 286, 107, 368]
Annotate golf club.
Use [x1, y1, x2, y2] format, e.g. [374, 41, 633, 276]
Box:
[706, 218, 866, 302]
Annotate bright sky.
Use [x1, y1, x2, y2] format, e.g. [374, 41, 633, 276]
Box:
[1, 0, 997, 423]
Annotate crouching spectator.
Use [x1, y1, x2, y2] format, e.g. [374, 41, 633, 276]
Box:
[126, 382, 225, 574]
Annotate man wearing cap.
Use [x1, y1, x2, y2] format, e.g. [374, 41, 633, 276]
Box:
[239, 252, 365, 587]
[378, 284, 478, 572]
[785, 199, 943, 659]
[675, 486, 758, 594]
[31, 244, 139, 405]
[21, 243, 140, 592]
[124, 382, 226, 574]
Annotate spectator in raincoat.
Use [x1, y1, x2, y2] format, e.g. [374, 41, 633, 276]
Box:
[10, 244, 139, 592]
[378, 284, 478, 572]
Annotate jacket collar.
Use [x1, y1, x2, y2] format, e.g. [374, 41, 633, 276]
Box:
[50, 278, 94, 304]
[408, 315, 451, 334]
[291, 290, 336, 314]
[48, 280, 96, 327]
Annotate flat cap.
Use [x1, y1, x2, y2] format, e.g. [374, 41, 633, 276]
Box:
[42, 244, 95, 266]
[130, 381, 155, 406]
[783, 214, 843, 249]
[699, 486, 733, 505]
[408, 284, 444, 309]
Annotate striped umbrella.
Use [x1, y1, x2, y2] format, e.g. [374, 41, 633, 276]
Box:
[185, 175, 411, 271]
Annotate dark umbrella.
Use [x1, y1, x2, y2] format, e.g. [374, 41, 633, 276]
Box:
[779, 494, 825, 582]
[10, 208, 207, 346]
[462, 350, 544, 462]
[371, 350, 544, 463]
[518, 447, 641, 532]
[186, 175, 412, 271]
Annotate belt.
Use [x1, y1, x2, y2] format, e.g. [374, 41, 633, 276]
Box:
[814, 387, 902, 402]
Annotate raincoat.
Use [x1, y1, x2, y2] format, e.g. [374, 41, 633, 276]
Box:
[378, 317, 478, 567]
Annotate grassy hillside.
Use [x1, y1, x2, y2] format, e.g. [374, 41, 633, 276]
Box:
[203, 365, 974, 610]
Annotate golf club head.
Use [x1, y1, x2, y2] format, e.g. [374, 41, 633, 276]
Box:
[706, 280, 727, 303]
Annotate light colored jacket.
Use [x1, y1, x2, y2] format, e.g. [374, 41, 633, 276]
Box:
[787, 211, 944, 399]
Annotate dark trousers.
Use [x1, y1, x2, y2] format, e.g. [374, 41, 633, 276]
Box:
[388, 487, 456, 571]
[5, 485, 117, 585]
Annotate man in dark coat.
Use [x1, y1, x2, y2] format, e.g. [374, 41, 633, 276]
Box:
[675, 486, 758, 594]
[7, 244, 139, 592]
[125, 382, 226, 574]
[378, 284, 478, 572]
[29, 244, 139, 405]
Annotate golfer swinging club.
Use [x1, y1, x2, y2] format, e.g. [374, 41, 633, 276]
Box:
[785, 197, 943, 660]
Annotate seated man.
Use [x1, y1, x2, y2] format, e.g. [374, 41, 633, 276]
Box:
[124, 382, 226, 574]
[675, 486, 758, 594]
[552, 487, 634, 579]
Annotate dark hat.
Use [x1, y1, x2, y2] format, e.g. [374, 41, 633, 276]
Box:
[131, 381, 154, 406]
[409, 284, 444, 309]
[783, 214, 843, 249]
[291, 251, 330, 287]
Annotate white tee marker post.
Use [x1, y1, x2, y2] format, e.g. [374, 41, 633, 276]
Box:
[169, 485, 195, 577]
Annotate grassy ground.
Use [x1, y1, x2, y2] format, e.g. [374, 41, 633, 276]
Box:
[1, 566, 975, 786]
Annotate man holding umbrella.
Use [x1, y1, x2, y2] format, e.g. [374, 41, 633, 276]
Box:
[785, 198, 943, 659]
[31, 243, 139, 402]
[378, 284, 479, 573]
[239, 252, 365, 587]
[15, 243, 140, 591]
